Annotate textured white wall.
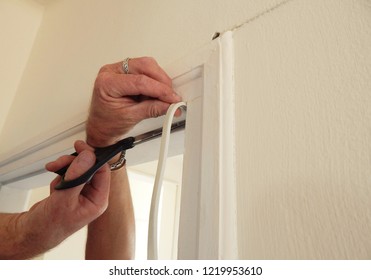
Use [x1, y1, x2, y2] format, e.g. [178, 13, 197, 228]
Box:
[234, 0, 371, 259]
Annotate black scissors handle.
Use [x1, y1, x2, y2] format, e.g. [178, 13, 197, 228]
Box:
[54, 137, 135, 190]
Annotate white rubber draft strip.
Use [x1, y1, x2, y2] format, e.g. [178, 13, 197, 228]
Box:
[147, 101, 187, 260]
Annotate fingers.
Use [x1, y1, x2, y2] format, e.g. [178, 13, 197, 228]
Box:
[74, 140, 94, 153]
[102, 57, 173, 87]
[127, 99, 183, 120]
[95, 72, 181, 104]
[96, 57, 182, 104]
[52, 144, 110, 214]
[45, 141, 94, 173]
[64, 150, 95, 181]
[81, 163, 111, 212]
[46, 141, 94, 183]
[126, 57, 173, 87]
[45, 155, 75, 172]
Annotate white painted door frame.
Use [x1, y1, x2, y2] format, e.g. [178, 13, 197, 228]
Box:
[169, 32, 238, 259]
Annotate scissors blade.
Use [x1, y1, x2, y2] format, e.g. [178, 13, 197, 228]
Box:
[133, 120, 186, 145]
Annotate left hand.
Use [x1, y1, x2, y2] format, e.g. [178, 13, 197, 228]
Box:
[86, 57, 182, 147]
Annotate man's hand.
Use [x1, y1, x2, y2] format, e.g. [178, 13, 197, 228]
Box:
[86, 57, 182, 147]
[19, 141, 111, 256]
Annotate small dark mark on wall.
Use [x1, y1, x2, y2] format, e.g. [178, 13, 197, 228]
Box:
[212, 32, 221, 40]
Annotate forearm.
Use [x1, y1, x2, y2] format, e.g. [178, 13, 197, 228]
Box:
[0, 211, 53, 260]
[85, 166, 135, 259]
[0, 213, 26, 259]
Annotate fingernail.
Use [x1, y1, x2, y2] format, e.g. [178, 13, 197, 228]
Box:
[173, 93, 182, 101]
[75, 140, 84, 145]
[45, 162, 53, 170]
[175, 108, 182, 117]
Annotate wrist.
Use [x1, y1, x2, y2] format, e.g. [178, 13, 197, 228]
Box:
[86, 131, 118, 148]
[86, 119, 119, 148]
[109, 150, 126, 171]
[85, 135, 127, 170]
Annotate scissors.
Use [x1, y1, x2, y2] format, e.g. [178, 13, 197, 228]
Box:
[53, 120, 185, 190]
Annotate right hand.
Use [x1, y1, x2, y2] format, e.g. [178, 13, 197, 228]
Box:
[21, 141, 111, 253]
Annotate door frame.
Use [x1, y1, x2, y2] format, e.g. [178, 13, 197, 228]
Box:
[169, 32, 238, 259]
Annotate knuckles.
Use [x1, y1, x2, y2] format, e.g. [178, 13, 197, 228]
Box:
[137, 56, 157, 67]
[94, 71, 113, 92]
[147, 104, 164, 119]
[134, 74, 149, 91]
[98, 64, 112, 74]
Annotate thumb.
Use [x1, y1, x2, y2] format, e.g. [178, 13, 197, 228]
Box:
[65, 150, 96, 181]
